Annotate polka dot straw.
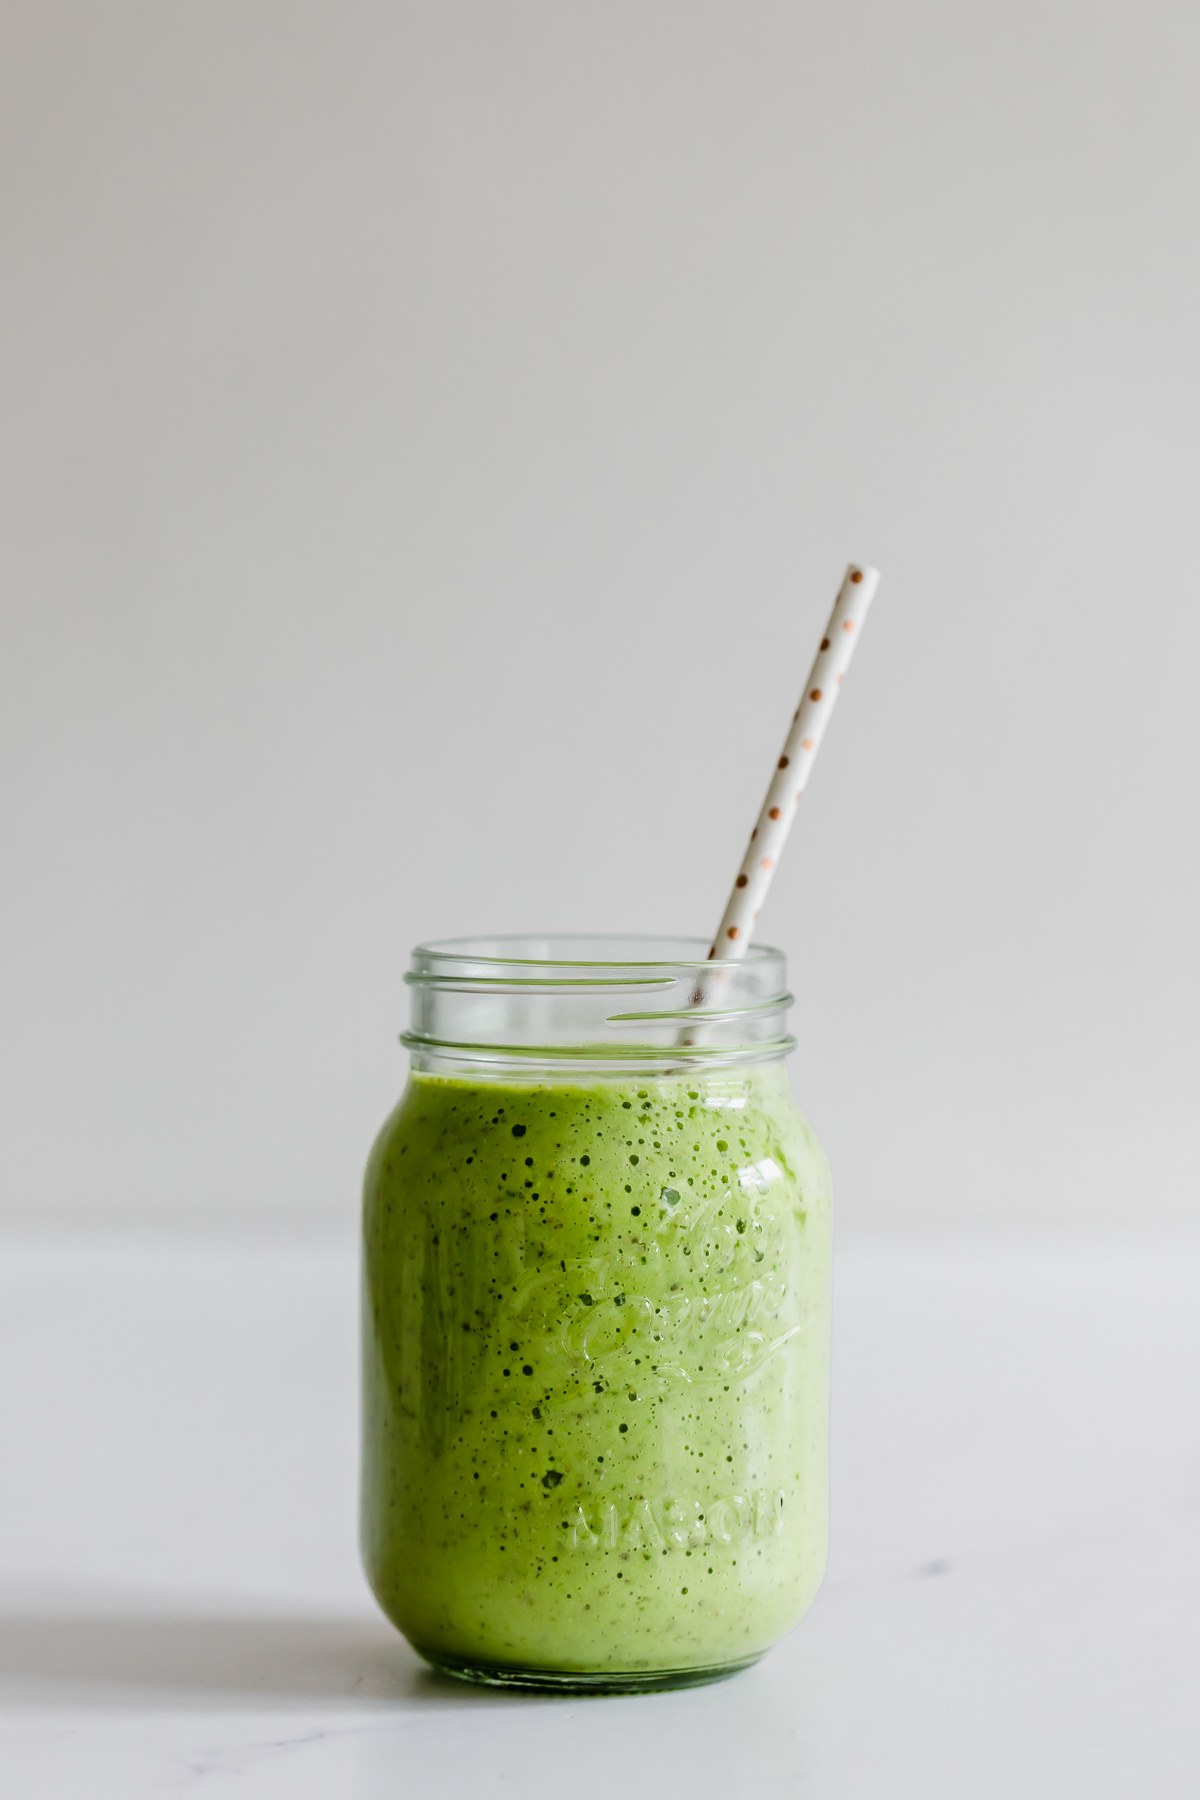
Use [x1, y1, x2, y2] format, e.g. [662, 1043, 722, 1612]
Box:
[708, 563, 880, 960]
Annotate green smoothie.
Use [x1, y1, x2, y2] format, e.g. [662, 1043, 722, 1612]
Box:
[361, 1061, 831, 1683]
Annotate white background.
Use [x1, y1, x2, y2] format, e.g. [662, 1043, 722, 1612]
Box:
[3, 17, 1198, 1791]
[3, 0, 1197, 1232]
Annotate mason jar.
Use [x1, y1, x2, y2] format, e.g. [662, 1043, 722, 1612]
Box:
[361, 935, 832, 1692]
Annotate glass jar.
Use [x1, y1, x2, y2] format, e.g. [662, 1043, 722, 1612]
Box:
[361, 935, 831, 1692]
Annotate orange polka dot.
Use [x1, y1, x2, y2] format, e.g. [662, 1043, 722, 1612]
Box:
[810, 688, 822, 701]
[769, 806, 781, 820]
[843, 619, 855, 632]
[802, 737, 814, 750]
[836, 673, 843, 684]
[850, 570, 863, 584]
[735, 874, 748, 889]
[727, 926, 740, 940]
[794, 791, 803, 801]
[760, 857, 773, 871]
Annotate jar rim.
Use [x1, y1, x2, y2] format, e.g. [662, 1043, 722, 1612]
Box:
[409, 933, 783, 980]
[402, 934, 793, 1074]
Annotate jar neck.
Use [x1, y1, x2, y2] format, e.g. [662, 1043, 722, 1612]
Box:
[405, 1045, 794, 1080]
[401, 935, 796, 1080]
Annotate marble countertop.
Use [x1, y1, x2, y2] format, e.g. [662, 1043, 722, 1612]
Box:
[2, 1231, 1196, 1798]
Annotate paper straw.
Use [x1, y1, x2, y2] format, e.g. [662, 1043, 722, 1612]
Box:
[708, 562, 880, 961]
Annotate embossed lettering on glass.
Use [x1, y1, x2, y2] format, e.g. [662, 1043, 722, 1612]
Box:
[361, 936, 832, 1692]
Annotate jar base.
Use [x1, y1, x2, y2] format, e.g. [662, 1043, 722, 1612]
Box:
[415, 1646, 765, 1695]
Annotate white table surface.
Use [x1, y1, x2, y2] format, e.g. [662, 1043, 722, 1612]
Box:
[2, 1231, 1196, 1799]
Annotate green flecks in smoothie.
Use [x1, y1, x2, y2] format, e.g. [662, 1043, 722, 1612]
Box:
[361, 1063, 831, 1675]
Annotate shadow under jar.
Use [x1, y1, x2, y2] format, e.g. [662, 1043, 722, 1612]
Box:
[361, 935, 832, 1693]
